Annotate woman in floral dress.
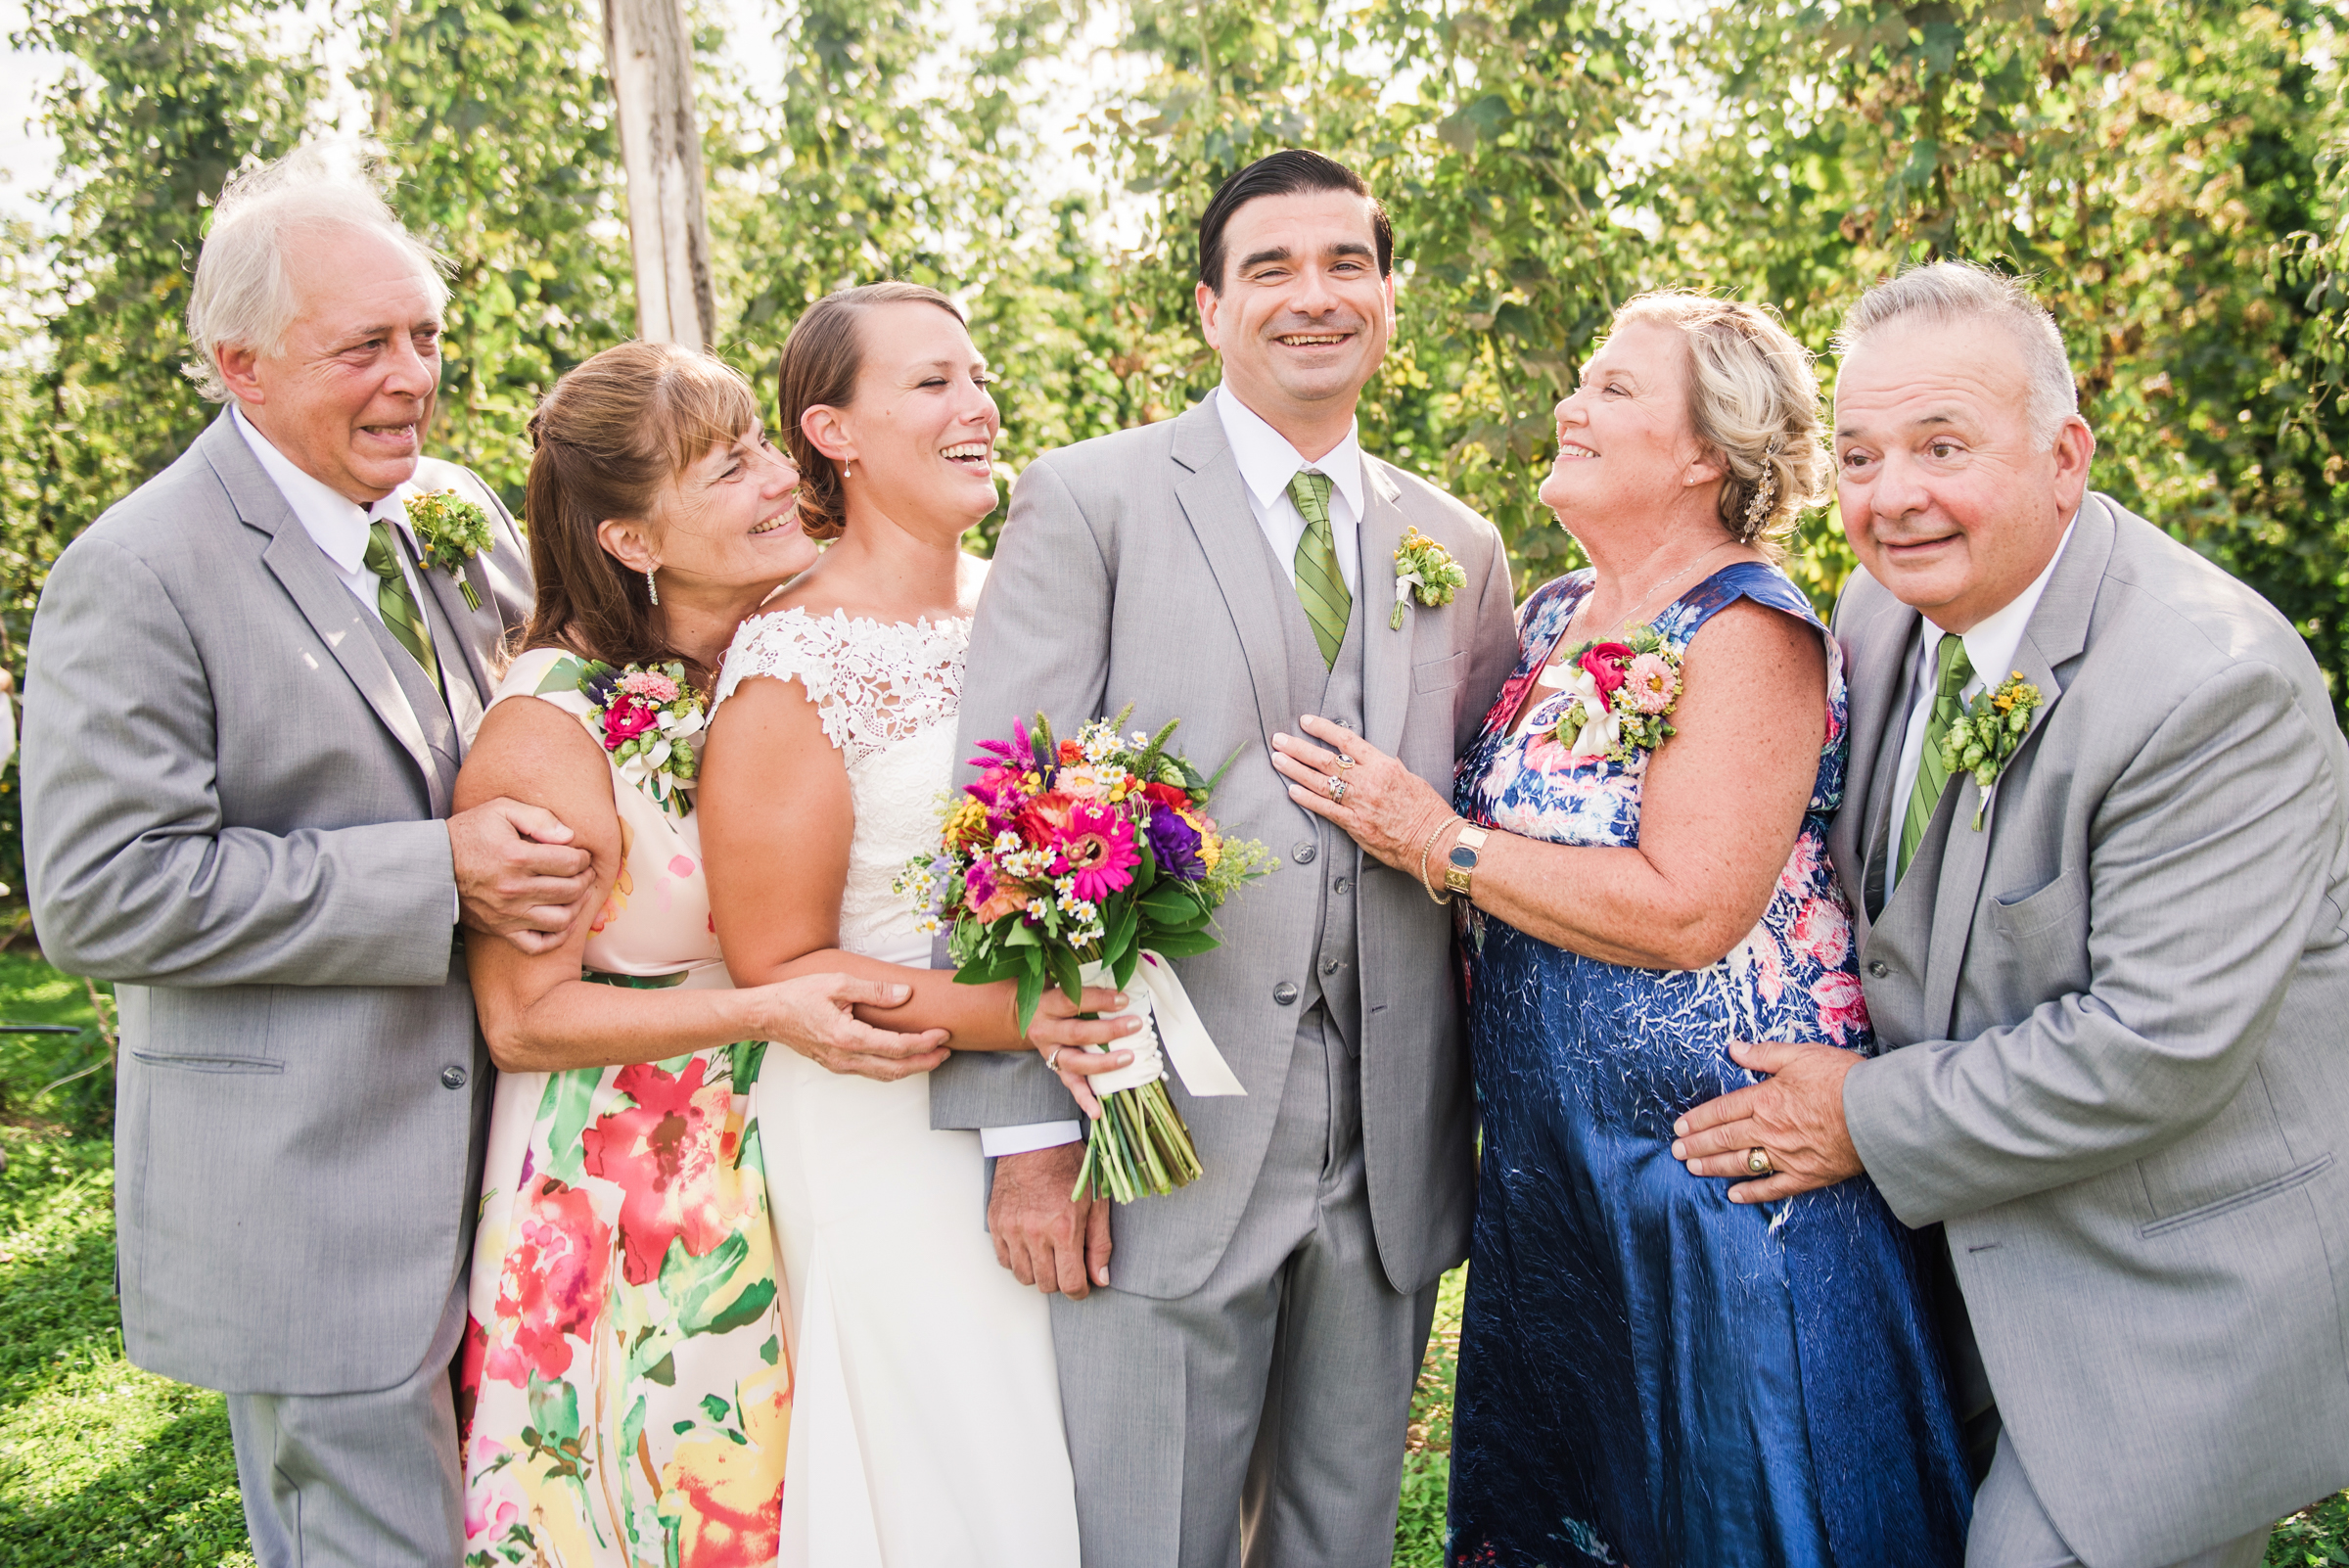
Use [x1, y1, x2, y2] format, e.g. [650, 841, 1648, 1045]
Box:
[1270, 295, 1970, 1566]
[451, 342, 954, 1567]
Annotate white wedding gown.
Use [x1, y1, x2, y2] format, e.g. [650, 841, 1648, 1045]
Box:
[713, 607, 1080, 1568]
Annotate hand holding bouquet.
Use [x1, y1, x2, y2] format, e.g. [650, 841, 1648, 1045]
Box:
[898, 709, 1275, 1203]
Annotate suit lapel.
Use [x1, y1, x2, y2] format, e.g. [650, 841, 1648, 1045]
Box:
[1171, 404, 1295, 745]
[1918, 496, 2113, 1035]
[1358, 462, 1410, 756]
[200, 412, 445, 811]
[1841, 581, 1918, 863]
[407, 464, 528, 735]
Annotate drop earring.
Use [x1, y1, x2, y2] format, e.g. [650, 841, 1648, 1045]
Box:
[645, 567, 659, 607]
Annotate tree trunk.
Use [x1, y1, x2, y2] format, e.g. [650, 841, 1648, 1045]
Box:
[601, 0, 715, 348]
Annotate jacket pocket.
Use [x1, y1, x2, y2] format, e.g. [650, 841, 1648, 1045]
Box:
[2139, 1154, 2332, 1238]
[129, 1050, 285, 1075]
[1989, 872, 2086, 944]
[1413, 649, 1468, 695]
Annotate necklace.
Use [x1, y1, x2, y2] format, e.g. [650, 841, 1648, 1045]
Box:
[1560, 537, 1741, 649]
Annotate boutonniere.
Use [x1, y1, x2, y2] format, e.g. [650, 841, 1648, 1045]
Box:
[537, 656, 708, 817]
[1940, 670, 2044, 829]
[1544, 623, 1683, 762]
[1391, 528, 1468, 629]
[403, 489, 494, 611]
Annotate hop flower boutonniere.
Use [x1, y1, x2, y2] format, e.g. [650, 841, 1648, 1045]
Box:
[1940, 670, 2045, 829]
[536, 656, 708, 817]
[1545, 623, 1684, 762]
[1391, 528, 1469, 629]
[403, 489, 494, 611]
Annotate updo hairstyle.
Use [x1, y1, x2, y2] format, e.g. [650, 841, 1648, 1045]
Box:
[522, 341, 760, 685]
[1609, 292, 1828, 549]
[776, 281, 967, 540]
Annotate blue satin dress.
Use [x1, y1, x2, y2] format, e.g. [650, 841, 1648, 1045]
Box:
[1445, 564, 1970, 1568]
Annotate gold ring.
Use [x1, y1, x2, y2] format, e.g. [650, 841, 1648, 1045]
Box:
[1327, 775, 1349, 803]
[1334, 753, 1357, 771]
[1746, 1147, 1774, 1177]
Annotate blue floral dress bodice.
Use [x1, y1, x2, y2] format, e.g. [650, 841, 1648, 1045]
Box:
[1445, 563, 1970, 1568]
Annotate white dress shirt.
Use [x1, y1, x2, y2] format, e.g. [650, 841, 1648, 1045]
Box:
[1883, 519, 2075, 905]
[1213, 381, 1365, 594]
[979, 389, 1371, 1161]
[233, 406, 433, 631]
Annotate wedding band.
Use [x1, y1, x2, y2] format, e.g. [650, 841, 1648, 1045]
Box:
[1746, 1147, 1775, 1177]
[1327, 775, 1349, 802]
[1045, 1047, 1066, 1072]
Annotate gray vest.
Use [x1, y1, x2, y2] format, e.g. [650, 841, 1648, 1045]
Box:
[1268, 527, 1369, 1053]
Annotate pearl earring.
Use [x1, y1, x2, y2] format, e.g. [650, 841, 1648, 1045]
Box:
[645, 567, 659, 607]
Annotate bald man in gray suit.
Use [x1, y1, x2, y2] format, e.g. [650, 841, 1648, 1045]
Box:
[22, 152, 593, 1565]
[1674, 262, 2349, 1568]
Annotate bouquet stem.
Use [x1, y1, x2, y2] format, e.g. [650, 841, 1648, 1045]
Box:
[1073, 1079, 1202, 1204]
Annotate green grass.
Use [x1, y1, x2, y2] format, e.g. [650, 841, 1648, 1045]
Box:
[0, 945, 2337, 1568]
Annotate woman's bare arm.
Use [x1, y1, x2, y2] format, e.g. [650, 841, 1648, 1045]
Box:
[698, 673, 1140, 1056]
[1273, 598, 1828, 971]
[459, 694, 947, 1076]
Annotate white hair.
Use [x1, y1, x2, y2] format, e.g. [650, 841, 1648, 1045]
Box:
[1831, 260, 2079, 447]
[182, 142, 451, 402]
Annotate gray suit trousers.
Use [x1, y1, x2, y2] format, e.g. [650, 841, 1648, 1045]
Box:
[1969, 1433, 2270, 1568]
[226, 1277, 468, 1568]
[1049, 1009, 1438, 1568]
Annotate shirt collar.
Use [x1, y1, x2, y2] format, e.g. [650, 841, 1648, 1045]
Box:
[1214, 383, 1364, 520]
[232, 405, 418, 575]
[1925, 514, 2078, 693]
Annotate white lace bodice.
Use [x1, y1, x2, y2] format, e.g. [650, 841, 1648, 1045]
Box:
[714, 608, 968, 966]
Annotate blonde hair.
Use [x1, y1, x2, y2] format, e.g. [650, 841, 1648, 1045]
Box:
[1610, 291, 1828, 547]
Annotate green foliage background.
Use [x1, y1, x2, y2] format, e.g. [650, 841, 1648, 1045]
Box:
[6, 0, 2349, 900]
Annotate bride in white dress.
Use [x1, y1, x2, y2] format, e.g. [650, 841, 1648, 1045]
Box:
[698, 284, 1141, 1567]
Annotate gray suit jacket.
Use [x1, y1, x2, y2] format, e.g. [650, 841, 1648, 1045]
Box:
[929, 400, 1519, 1300]
[22, 409, 532, 1396]
[1831, 493, 2349, 1565]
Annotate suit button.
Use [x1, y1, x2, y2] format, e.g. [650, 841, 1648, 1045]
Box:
[1293, 843, 1316, 864]
[1867, 961, 1888, 979]
[1333, 877, 1352, 895]
[440, 1065, 469, 1090]
[1320, 957, 1342, 977]
[1273, 982, 1300, 1006]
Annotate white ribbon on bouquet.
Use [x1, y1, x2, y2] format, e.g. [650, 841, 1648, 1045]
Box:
[1076, 953, 1248, 1099]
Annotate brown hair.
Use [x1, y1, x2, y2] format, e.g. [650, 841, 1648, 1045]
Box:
[777, 282, 966, 539]
[522, 341, 760, 684]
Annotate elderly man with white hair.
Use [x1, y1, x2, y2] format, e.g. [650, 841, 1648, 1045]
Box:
[1671, 260, 2349, 1567]
[21, 147, 595, 1564]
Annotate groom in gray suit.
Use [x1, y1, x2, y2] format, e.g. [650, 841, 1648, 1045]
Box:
[932, 150, 1518, 1565]
[22, 152, 594, 1564]
[1674, 262, 2349, 1567]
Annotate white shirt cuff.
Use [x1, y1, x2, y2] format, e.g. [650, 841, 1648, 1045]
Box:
[980, 1121, 1083, 1158]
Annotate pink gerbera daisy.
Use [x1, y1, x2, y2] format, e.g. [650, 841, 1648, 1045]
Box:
[1052, 801, 1141, 901]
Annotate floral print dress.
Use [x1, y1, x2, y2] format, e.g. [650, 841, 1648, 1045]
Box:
[1443, 564, 1970, 1568]
[457, 646, 790, 1568]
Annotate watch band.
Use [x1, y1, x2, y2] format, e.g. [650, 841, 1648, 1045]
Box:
[1443, 824, 1489, 899]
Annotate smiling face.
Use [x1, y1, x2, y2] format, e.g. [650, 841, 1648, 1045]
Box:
[1195, 189, 1395, 437]
[1833, 319, 2093, 631]
[807, 301, 1001, 536]
[221, 225, 443, 505]
[620, 424, 808, 593]
[1538, 320, 1716, 526]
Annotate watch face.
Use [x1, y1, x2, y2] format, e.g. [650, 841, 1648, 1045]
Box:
[1449, 845, 1478, 870]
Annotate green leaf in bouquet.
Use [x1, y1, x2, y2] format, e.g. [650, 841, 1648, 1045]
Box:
[1111, 941, 1140, 991]
[1137, 884, 1198, 923]
[1047, 943, 1083, 1006]
[1106, 899, 1139, 964]
[1015, 961, 1045, 1035]
[1007, 919, 1041, 946]
[1143, 927, 1222, 958]
[952, 950, 1025, 987]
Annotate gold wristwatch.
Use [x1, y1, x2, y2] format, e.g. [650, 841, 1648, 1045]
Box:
[1444, 824, 1489, 899]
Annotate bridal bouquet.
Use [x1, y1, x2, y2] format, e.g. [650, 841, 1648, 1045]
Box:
[898, 709, 1273, 1202]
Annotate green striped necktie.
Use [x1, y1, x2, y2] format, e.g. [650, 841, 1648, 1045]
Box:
[1898, 632, 1974, 880]
[363, 520, 441, 689]
[1287, 470, 1351, 668]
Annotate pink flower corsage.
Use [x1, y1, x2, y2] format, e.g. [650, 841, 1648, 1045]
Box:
[1543, 623, 1684, 762]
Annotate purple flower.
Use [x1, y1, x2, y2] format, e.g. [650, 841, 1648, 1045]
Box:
[1146, 807, 1207, 881]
